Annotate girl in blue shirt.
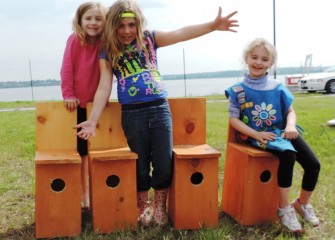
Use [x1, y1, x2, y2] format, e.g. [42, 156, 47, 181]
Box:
[76, 0, 238, 227]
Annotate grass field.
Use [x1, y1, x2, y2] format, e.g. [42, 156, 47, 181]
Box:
[0, 93, 334, 239]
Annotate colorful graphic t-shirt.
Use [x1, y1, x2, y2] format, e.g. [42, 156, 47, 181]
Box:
[100, 31, 168, 104]
[225, 82, 296, 152]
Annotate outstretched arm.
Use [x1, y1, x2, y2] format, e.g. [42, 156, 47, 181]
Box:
[74, 59, 113, 140]
[155, 7, 238, 47]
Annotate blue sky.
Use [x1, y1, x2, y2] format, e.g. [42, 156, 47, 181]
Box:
[1, 0, 334, 82]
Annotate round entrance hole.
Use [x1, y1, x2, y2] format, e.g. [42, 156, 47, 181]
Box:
[51, 178, 66, 192]
[190, 172, 203, 185]
[106, 175, 120, 188]
[260, 170, 272, 183]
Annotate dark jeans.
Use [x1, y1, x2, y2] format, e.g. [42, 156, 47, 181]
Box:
[269, 135, 321, 191]
[121, 100, 173, 192]
[77, 106, 88, 156]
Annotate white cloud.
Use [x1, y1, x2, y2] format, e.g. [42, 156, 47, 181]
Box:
[0, 0, 334, 82]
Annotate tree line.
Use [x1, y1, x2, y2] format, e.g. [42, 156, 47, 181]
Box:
[0, 66, 328, 89]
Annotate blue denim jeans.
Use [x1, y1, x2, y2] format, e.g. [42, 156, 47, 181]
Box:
[121, 100, 173, 191]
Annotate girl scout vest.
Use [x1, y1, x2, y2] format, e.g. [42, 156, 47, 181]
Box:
[225, 82, 296, 152]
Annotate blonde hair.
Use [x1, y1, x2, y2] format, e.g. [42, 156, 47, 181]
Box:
[243, 38, 277, 68]
[72, 2, 107, 45]
[103, 0, 148, 68]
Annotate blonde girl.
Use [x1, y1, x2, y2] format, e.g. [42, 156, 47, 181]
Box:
[76, 0, 238, 226]
[226, 38, 321, 233]
[60, 1, 106, 209]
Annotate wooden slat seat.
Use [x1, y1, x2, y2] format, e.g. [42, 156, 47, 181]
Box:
[88, 98, 222, 230]
[34, 102, 81, 239]
[173, 144, 221, 158]
[35, 150, 81, 164]
[167, 98, 221, 229]
[34, 98, 222, 235]
[221, 123, 279, 225]
[228, 142, 276, 157]
[89, 147, 137, 161]
[87, 102, 137, 233]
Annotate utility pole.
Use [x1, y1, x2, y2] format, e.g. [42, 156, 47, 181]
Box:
[183, 49, 187, 97]
[29, 60, 35, 101]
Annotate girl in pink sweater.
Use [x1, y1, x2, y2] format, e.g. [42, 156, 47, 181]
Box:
[60, 2, 106, 209]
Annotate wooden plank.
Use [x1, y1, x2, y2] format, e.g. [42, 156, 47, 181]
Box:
[35, 102, 77, 151]
[35, 163, 81, 238]
[228, 142, 275, 157]
[35, 150, 81, 164]
[88, 98, 207, 148]
[226, 123, 276, 158]
[170, 153, 219, 229]
[87, 102, 128, 150]
[90, 158, 137, 232]
[90, 147, 138, 161]
[168, 98, 206, 145]
[173, 144, 221, 159]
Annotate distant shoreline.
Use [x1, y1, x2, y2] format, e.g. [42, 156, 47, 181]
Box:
[0, 66, 328, 89]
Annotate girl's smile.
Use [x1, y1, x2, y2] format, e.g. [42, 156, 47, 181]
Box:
[81, 6, 104, 43]
[117, 18, 137, 45]
[247, 46, 272, 79]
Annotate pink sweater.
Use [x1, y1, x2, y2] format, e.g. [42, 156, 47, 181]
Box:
[60, 33, 100, 108]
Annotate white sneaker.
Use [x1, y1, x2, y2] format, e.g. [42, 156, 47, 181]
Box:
[327, 119, 335, 126]
[277, 206, 303, 233]
[293, 198, 320, 227]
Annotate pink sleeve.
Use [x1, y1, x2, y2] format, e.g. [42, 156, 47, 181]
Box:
[60, 34, 77, 100]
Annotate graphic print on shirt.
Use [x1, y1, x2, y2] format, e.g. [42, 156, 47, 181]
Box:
[114, 32, 166, 103]
[240, 100, 278, 133]
[251, 102, 277, 128]
[242, 100, 291, 151]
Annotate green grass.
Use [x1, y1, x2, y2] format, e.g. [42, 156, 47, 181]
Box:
[0, 94, 334, 239]
[0, 101, 36, 109]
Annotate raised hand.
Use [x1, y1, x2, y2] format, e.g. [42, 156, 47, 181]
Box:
[213, 7, 239, 32]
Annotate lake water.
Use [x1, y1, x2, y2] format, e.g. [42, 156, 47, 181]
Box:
[0, 76, 286, 102]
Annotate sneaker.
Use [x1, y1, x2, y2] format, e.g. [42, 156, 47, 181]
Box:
[293, 198, 320, 227]
[277, 206, 303, 233]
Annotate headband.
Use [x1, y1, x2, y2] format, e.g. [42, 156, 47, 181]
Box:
[120, 12, 136, 18]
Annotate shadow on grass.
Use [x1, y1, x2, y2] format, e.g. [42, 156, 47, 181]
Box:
[0, 211, 304, 240]
[218, 211, 303, 240]
[0, 223, 35, 240]
[0, 210, 93, 240]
